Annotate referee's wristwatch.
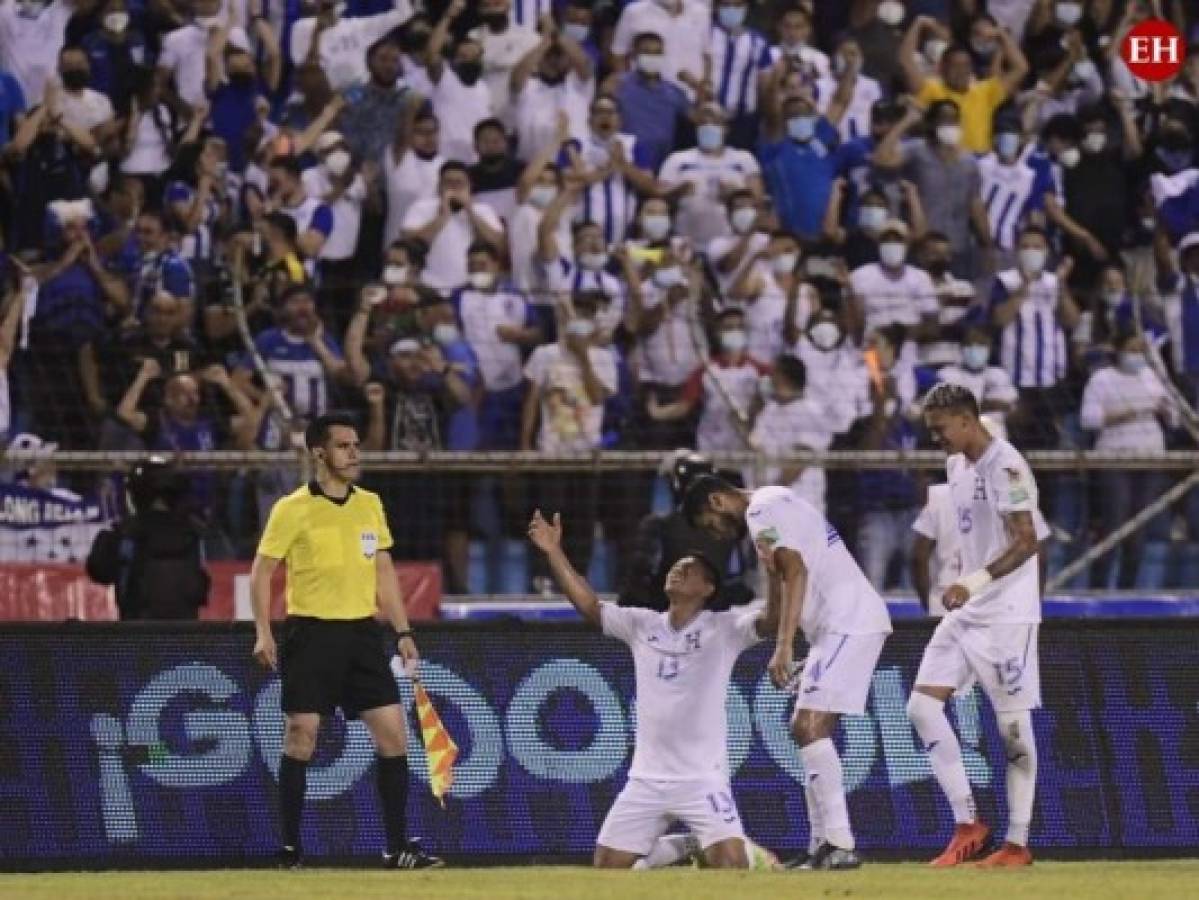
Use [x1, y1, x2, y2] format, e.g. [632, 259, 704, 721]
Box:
[396, 630, 415, 642]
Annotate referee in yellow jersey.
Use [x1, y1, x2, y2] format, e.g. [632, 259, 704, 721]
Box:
[251, 413, 442, 869]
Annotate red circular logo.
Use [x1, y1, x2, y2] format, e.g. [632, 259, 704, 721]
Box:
[1120, 19, 1184, 83]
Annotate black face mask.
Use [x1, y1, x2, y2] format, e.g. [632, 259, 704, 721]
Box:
[401, 30, 431, 55]
[482, 12, 507, 30]
[455, 61, 483, 85]
[61, 70, 89, 90]
[479, 152, 506, 167]
[925, 258, 950, 277]
[414, 148, 438, 161]
[540, 71, 566, 87]
[1161, 129, 1191, 152]
[229, 71, 255, 89]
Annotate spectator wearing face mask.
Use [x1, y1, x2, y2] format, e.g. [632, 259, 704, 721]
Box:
[989, 225, 1080, 450]
[265, 155, 333, 271]
[849, 218, 938, 353]
[0, 0, 74, 104]
[793, 309, 866, 434]
[824, 181, 925, 271]
[382, 106, 443, 253]
[510, 18, 594, 164]
[847, 0, 905, 89]
[768, 4, 830, 84]
[915, 229, 976, 367]
[647, 307, 767, 452]
[454, 242, 541, 451]
[757, 84, 843, 241]
[1072, 262, 1167, 359]
[749, 353, 842, 513]
[53, 46, 113, 143]
[208, 40, 281, 175]
[900, 16, 1028, 154]
[613, 31, 692, 174]
[976, 120, 1055, 269]
[875, 99, 994, 279]
[932, 325, 1018, 435]
[1080, 329, 1176, 589]
[1158, 231, 1199, 403]
[302, 131, 366, 332]
[339, 38, 416, 167]
[543, 219, 635, 346]
[706, 0, 772, 149]
[469, 118, 523, 224]
[815, 36, 882, 143]
[728, 229, 818, 367]
[658, 103, 764, 247]
[80, 0, 144, 115]
[426, 1, 496, 164]
[289, 0, 413, 93]
[158, 0, 252, 107]
[706, 189, 769, 296]
[1019, 27, 1104, 131]
[611, 0, 710, 100]
[468, 0, 541, 131]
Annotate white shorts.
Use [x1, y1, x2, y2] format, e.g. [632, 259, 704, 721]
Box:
[914, 616, 1041, 712]
[595, 777, 745, 855]
[793, 631, 888, 716]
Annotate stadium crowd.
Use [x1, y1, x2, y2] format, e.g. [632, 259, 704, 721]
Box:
[2, 0, 1198, 593]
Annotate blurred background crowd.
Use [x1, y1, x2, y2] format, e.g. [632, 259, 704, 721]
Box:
[2, 0, 1199, 596]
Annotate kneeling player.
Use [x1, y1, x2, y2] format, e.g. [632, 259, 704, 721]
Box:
[528, 510, 778, 869]
[912, 384, 1042, 867]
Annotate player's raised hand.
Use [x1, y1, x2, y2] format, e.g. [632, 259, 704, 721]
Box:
[528, 509, 562, 553]
[942, 583, 970, 611]
[253, 631, 278, 670]
[768, 643, 794, 690]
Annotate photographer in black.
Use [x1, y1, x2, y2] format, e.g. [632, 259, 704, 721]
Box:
[86, 456, 211, 620]
[618, 451, 755, 612]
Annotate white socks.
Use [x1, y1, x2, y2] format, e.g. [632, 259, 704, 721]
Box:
[804, 778, 825, 854]
[997, 710, 1037, 847]
[907, 692, 976, 825]
[800, 738, 854, 850]
[635, 834, 698, 870]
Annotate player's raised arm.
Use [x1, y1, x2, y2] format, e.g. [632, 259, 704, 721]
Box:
[767, 547, 807, 688]
[943, 510, 1038, 611]
[528, 510, 602, 627]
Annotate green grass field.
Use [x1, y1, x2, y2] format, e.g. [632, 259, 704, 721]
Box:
[2, 862, 1198, 900]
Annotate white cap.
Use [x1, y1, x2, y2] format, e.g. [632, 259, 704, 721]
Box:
[314, 131, 345, 153]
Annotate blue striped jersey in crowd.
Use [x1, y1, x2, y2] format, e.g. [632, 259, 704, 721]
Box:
[990, 269, 1068, 389]
[244, 328, 344, 447]
[562, 133, 648, 246]
[511, 0, 555, 28]
[707, 22, 772, 117]
[165, 181, 222, 262]
[978, 151, 1053, 252]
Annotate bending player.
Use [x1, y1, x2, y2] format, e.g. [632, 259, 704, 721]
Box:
[684, 476, 892, 870]
[910, 383, 1042, 867]
[528, 509, 779, 869]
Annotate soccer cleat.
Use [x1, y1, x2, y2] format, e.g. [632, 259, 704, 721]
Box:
[805, 842, 862, 870]
[975, 842, 1033, 868]
[383, 839, 445, 870]
[929, 821, 991, 867]
[277, 846, 302, 869]
[782, 851, 813, 870]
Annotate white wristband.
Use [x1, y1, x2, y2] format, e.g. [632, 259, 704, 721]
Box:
[957, 569, 993, 597]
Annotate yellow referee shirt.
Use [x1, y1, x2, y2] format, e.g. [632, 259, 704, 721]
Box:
[257, 482, 394, 620]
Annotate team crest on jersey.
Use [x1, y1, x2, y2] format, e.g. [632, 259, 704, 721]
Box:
[360, 531, 378, 559]
[1004, 467, 1029, 504]
[755, 526, 780, 549]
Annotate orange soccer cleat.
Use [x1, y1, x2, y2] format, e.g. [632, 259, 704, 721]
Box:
[975, 842, 1034, 868]
[929, 821, 991, 867]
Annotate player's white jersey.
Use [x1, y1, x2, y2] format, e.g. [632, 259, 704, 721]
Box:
[601, 602, 761, 781]
[946, 438, 1042, 626]
[745, 486, 892, 639]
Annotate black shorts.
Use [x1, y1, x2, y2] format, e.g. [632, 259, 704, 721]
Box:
[279, 616, 400, 719]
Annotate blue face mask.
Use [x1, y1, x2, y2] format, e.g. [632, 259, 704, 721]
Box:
[697, 123, 724, 151]
[1119, 352, 1147, 374]
[1157, 147, 1193, 173]
[995, 132, 1020, 160]
[962, 345, 990, 371]
[717, 4, 746, 29]
[788, 115, 817, 142]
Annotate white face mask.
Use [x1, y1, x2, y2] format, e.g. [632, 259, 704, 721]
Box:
[469, 271, 495, 291]
[696, 123, 724, 152]
[879, 241, 907, 268]
[1103, 288, 1125, 308]
[562, 22, 590, 43]
[433, 323, 460, 345]
[566, 318, 596, 338]
[1082, 132, 1107, 154]
[858, 205, 887, 233]
[1059, 147, 1081, 169]
[788, 115, 817, 142]
[1018, 247, 1047, 275]
[877, 0, 905, 27]
[653, 265, 684, 288]
[642, 214, 672, 241]
[1055, 2, 1082, 27]
[730, 207, 757, 235]
[1118, 351, 1147, 374]
[772, 252, 798, 275]
[579, 251, 608, 271]
[637, 53, 664, 76]
[324, 149, 351, 177]
[104, 11, 128, 33]
[809, 321, 841, 350]
[382, 264, 408, 285]
[720, 329, 748, 353]
[924, 38, 948, 66]
[528, 184, 557, 208]
[995, 132, 1021, 160]
[962, 344, 989, 371]
[936, 124, 962, 147]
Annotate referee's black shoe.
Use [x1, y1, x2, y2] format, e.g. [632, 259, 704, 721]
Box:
[383, 839, 444, 869]
[277, 846, 302, 869]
